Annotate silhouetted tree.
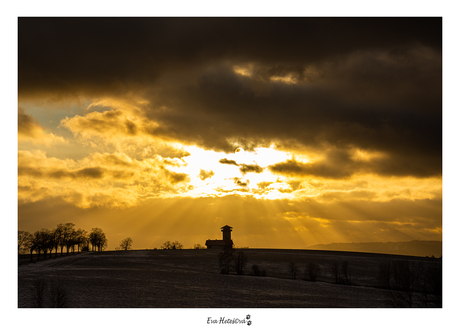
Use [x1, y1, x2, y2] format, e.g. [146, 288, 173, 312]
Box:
[33, 229, 52, 260]
[61, 223, 76, 255]
[378, 260, 392, 289]
[305, 262, 321, 282]
[341, 261, 350, 285]
[289, 262, 298, 279]
[392, 260, 415, 291]
[40, 229, 54, 260]
[119, 237, 133, 250]
[50, 227, 62, 258]
[331, 261, 340, 283]
[74, 228, 87, 252]
[54, 223, 66, 255]
[89, 228, 107, 251]
[193, 244, 205, 249]
[22, 232, 35, 262]
[233, 251, 248, 275]
[18, 231, 31, 254]
[219, 244, 234, 274]
[161, 240, 183, 250]
[425, 262, 442, 295]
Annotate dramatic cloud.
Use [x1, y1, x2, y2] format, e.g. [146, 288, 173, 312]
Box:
[17, 18, 442, 249]
[18, 108, 66, 145]
[18, 150, 192, 208]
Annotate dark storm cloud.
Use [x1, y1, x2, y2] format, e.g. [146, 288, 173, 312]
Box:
[269, 146, 441, 179]
[269, 149, 356, 179]
[18, 17, 441, 98]
[18, 18, 442, 178]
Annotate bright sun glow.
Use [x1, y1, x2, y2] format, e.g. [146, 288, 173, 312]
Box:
[174, 145, 291, 198]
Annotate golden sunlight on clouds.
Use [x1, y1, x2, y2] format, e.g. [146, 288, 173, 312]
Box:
[269, 75, 298, 84]
[18, 108, 67, 146]
[17, 18, 442, 251]
[17, 95, 441, 212]
[232, 64, 254, 77]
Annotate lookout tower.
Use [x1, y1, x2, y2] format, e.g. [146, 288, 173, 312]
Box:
[205, 225, 234, 249]
[221, 225, 232, 242]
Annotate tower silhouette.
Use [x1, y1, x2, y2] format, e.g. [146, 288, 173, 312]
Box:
[205, 225, 234, 249]
[221, 225, 232, 242]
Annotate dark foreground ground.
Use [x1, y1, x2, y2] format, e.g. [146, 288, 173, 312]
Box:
[18, 249, 442, 308]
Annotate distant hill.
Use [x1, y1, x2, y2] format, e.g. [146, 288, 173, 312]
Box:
[307, 240, 442, 258]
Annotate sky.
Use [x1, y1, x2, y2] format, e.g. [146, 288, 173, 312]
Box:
[17, 17, 442, 250]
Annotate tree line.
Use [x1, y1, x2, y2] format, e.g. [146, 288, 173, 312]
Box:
[18, 223, 107, 262]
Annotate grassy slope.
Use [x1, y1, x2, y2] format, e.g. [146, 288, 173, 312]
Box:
[17, 249, 442, 308]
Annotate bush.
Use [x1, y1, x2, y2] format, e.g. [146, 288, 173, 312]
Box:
[251, 264, 266, 277]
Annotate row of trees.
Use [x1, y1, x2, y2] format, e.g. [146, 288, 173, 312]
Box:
[160, 240, 183, 250]
[18, 223, 108, 262]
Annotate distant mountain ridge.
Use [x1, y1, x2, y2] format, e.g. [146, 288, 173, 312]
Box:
[307, 240, 442, 258]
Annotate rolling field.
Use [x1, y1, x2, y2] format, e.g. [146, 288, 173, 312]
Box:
[18, 249, 442, 308]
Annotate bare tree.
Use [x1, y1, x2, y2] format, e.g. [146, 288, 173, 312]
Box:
[331, 261, 340, 283]
[119, 237, 133, 250]
[392, 260, 415, 291]
[233, 251, 248, 275]
[22, 232, 35, 262]
[305, 262, 321, 282]
[378, 260, 392, 289]
[289, 262, 298, 279]
[18, 231, 31, 254]
[341, 261, 350, 285]
[161, 240, 183, 250]
[219, 244, 234, 274]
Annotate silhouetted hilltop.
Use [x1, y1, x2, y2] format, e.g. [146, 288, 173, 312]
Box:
[307, 240, 442, 258]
